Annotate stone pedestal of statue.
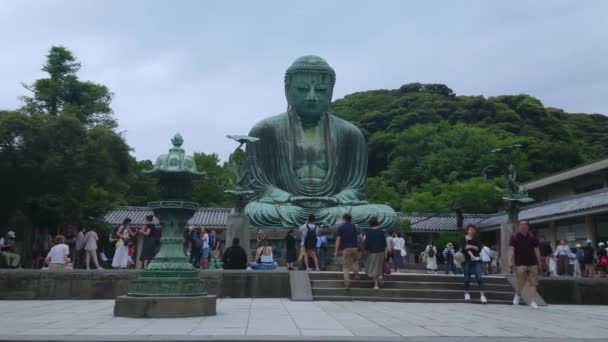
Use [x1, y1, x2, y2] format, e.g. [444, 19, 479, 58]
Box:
[225, 212, 251, 261]
[500, 221, 517, 273]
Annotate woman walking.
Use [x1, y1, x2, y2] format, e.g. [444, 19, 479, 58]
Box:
[364, 217, 387, 290]
[112, 218, 132, 269]
[392, 233, 405, 272]
[425, 241, 438, 274]
[84, 227, 102, 269]
[285, 230, 297, 270]
[462, 224, 487, 303]
[140, 215, 157, 269]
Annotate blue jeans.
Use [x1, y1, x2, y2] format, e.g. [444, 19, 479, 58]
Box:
[445, 261, 454, 274]
[463, 260, 484, 291]
[250, 262, 277, 270]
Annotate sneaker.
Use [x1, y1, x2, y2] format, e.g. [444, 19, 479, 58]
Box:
[480, 294, 488, 304]
[315, 268, 321, 272]
[464, 292, 471, 301]
[378, 276, 384, 285]
[373, 283, 379, 290]
[513, 294, 521, 306]
[530, 301, 539, 309]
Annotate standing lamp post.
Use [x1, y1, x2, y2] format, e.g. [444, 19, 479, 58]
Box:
[114, 134, 216, 318]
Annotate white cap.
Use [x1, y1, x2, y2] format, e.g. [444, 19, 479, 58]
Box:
[7, 231, 15, 238]
[599, 242, 605, 247]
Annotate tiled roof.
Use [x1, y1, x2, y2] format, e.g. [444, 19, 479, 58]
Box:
[104, 206, 488, 232]
[477, 187, 608, 229]
[397, 213, 490, 232]
[104, 206, 231, 227]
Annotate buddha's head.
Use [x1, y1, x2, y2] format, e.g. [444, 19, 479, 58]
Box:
[285, 55, 335, 119]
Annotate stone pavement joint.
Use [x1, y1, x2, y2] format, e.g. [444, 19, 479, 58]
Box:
[0, 299, 606, 340]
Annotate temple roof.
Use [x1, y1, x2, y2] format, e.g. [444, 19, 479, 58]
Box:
[104, 207, 488, 232]
[476, 187, 608, 229]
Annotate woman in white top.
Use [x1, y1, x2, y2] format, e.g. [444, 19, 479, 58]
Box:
[46, 235, 70, 270]
[251, 241, 277, 270]
[392, 233, 406, 272]
[554, 239, 573, 276]
[112, 219, 132, 269]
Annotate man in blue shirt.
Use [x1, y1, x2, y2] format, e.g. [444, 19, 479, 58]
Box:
[334, 213, 360, 288]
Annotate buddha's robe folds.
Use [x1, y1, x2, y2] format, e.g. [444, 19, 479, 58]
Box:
[243, 112, 396, 228]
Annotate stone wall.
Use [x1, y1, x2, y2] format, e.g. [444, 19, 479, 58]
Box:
[0, 270, 290, 300]
[537, 278, 608, 305]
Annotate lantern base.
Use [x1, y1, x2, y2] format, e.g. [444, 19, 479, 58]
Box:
[114, 295, 216, 318]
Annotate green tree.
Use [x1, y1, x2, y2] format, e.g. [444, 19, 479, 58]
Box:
[21, 46, 116, 129]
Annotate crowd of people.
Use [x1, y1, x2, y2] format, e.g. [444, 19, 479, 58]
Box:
[539, 238, 608, 278]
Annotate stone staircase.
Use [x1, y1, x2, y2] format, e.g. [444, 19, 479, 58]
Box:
[310, 272, 514, 304]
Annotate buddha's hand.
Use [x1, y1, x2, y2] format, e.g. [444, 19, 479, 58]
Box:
[289, 196, 338, 207]
[339, 199, 369, 206]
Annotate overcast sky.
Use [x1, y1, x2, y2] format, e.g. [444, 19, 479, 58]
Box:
[1, 1, 606, 162]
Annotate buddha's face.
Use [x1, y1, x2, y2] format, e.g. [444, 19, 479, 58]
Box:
[286, 73, 333, 118]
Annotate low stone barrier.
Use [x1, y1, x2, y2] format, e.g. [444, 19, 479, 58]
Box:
[0, 269, 290, 300]
[537, 277, 608, 305]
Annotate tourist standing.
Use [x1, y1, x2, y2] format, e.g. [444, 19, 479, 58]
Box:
[84, 227, 102, 269]
[189, 226, 202, 268]
[112, 218, 131, 269]
[256, 230, 266, 249]
[462, 225, 487, 303]
[222, 238, 248, 269]
[539, 239, 553, 277]
[583, 240, 595, 277]
[200, 227, 210, 269]
[490, 246, 500, 273]
[316, 232, 328, 270]
[0, 231, 20, 268]
[385, 230, 394, 269]
[334, 213, 360, 288]
[300, 215, 320, 271]
[554, 239, 573, 277]
[46, 235, 70, 270]
[74, 226, 86, 269]
[597, 242, 607, 277]
[509, 220, 541, 309]
[425, 242, 438, 274]
[285, 230, 297, 270]
[481, 245, 492, 275]
[140, 215, 157, 269]
[365, 217, 387, 290]
[443, 242, 455, 274]
[574, 244, 584, 278]
[392, 233, 405, 273]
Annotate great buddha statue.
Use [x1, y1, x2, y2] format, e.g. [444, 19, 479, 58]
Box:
[243, 55, 396, 228]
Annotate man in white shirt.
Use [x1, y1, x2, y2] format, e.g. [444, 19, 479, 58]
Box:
[46, 235, 70, 270]
[0, 231, 20, 268]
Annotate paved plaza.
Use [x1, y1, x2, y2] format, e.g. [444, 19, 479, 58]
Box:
[0, 299, 607, 340]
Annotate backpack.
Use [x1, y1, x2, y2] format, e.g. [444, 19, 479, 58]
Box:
[304, 225, 318, 250]
[600, 255, 608, 267]
[427, 246, 435, 258]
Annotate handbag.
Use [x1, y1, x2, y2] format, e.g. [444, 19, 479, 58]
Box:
[401, 249, 406, 257]
[454, 251, 465, 264]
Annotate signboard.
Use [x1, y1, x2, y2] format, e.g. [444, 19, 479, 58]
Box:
[566, 232, 576, 242]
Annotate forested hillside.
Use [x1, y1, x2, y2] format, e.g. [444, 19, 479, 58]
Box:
[331, 83, 608, 213]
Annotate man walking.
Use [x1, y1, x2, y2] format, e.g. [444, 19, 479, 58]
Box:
[509, 220, 541, 309]
[334, 213, 360, 288]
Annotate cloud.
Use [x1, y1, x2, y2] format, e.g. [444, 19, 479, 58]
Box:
[1, 0, 606, 162]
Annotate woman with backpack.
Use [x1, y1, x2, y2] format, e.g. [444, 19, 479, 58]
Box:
[425, 241, 438, 274]
[300, 215, 320, 271]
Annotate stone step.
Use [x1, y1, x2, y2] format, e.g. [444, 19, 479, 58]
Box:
[313, 295, 513, 304]
[311, 287, 514, 301]
[311, 280, 512, 292]
[309, 272, 509, 285]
